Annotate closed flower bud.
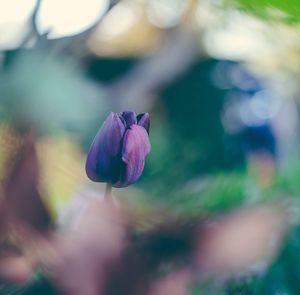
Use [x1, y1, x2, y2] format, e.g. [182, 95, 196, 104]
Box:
[86, 111, 151, 188]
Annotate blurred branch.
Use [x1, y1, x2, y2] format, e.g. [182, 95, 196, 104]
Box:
[108, 28, 200, 111]
[30, 0, 121, 56]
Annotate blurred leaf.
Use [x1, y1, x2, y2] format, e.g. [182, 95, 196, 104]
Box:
[3, 134, 52, 232]
[1, 49, 105, 134]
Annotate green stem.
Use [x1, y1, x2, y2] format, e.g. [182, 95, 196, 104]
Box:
[104, 183, 113, 201]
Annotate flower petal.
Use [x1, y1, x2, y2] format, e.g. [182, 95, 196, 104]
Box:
[114, 124, 151, 187]
[137, 113, 150, 134]
[86, 112, 125, 183]
[119, 111, 137, 128]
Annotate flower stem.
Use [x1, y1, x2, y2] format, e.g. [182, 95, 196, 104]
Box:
[104, 183, 113, 201]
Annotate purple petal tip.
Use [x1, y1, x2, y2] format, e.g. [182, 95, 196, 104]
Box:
[137, 113, 150, 134]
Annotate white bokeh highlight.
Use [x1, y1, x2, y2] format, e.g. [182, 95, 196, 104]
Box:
[36, 0, 109, 39]
[0, 0, 36, 49]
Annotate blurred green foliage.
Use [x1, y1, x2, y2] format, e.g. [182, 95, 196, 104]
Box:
[226, 0, 300, 23]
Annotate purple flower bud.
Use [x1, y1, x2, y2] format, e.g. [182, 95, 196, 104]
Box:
[86, 111, 151, 188]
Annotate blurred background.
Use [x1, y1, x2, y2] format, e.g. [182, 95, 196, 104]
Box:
[1, 0, 300, 294]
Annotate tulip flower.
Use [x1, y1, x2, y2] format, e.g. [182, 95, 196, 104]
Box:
[86, 111, 150, 197]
